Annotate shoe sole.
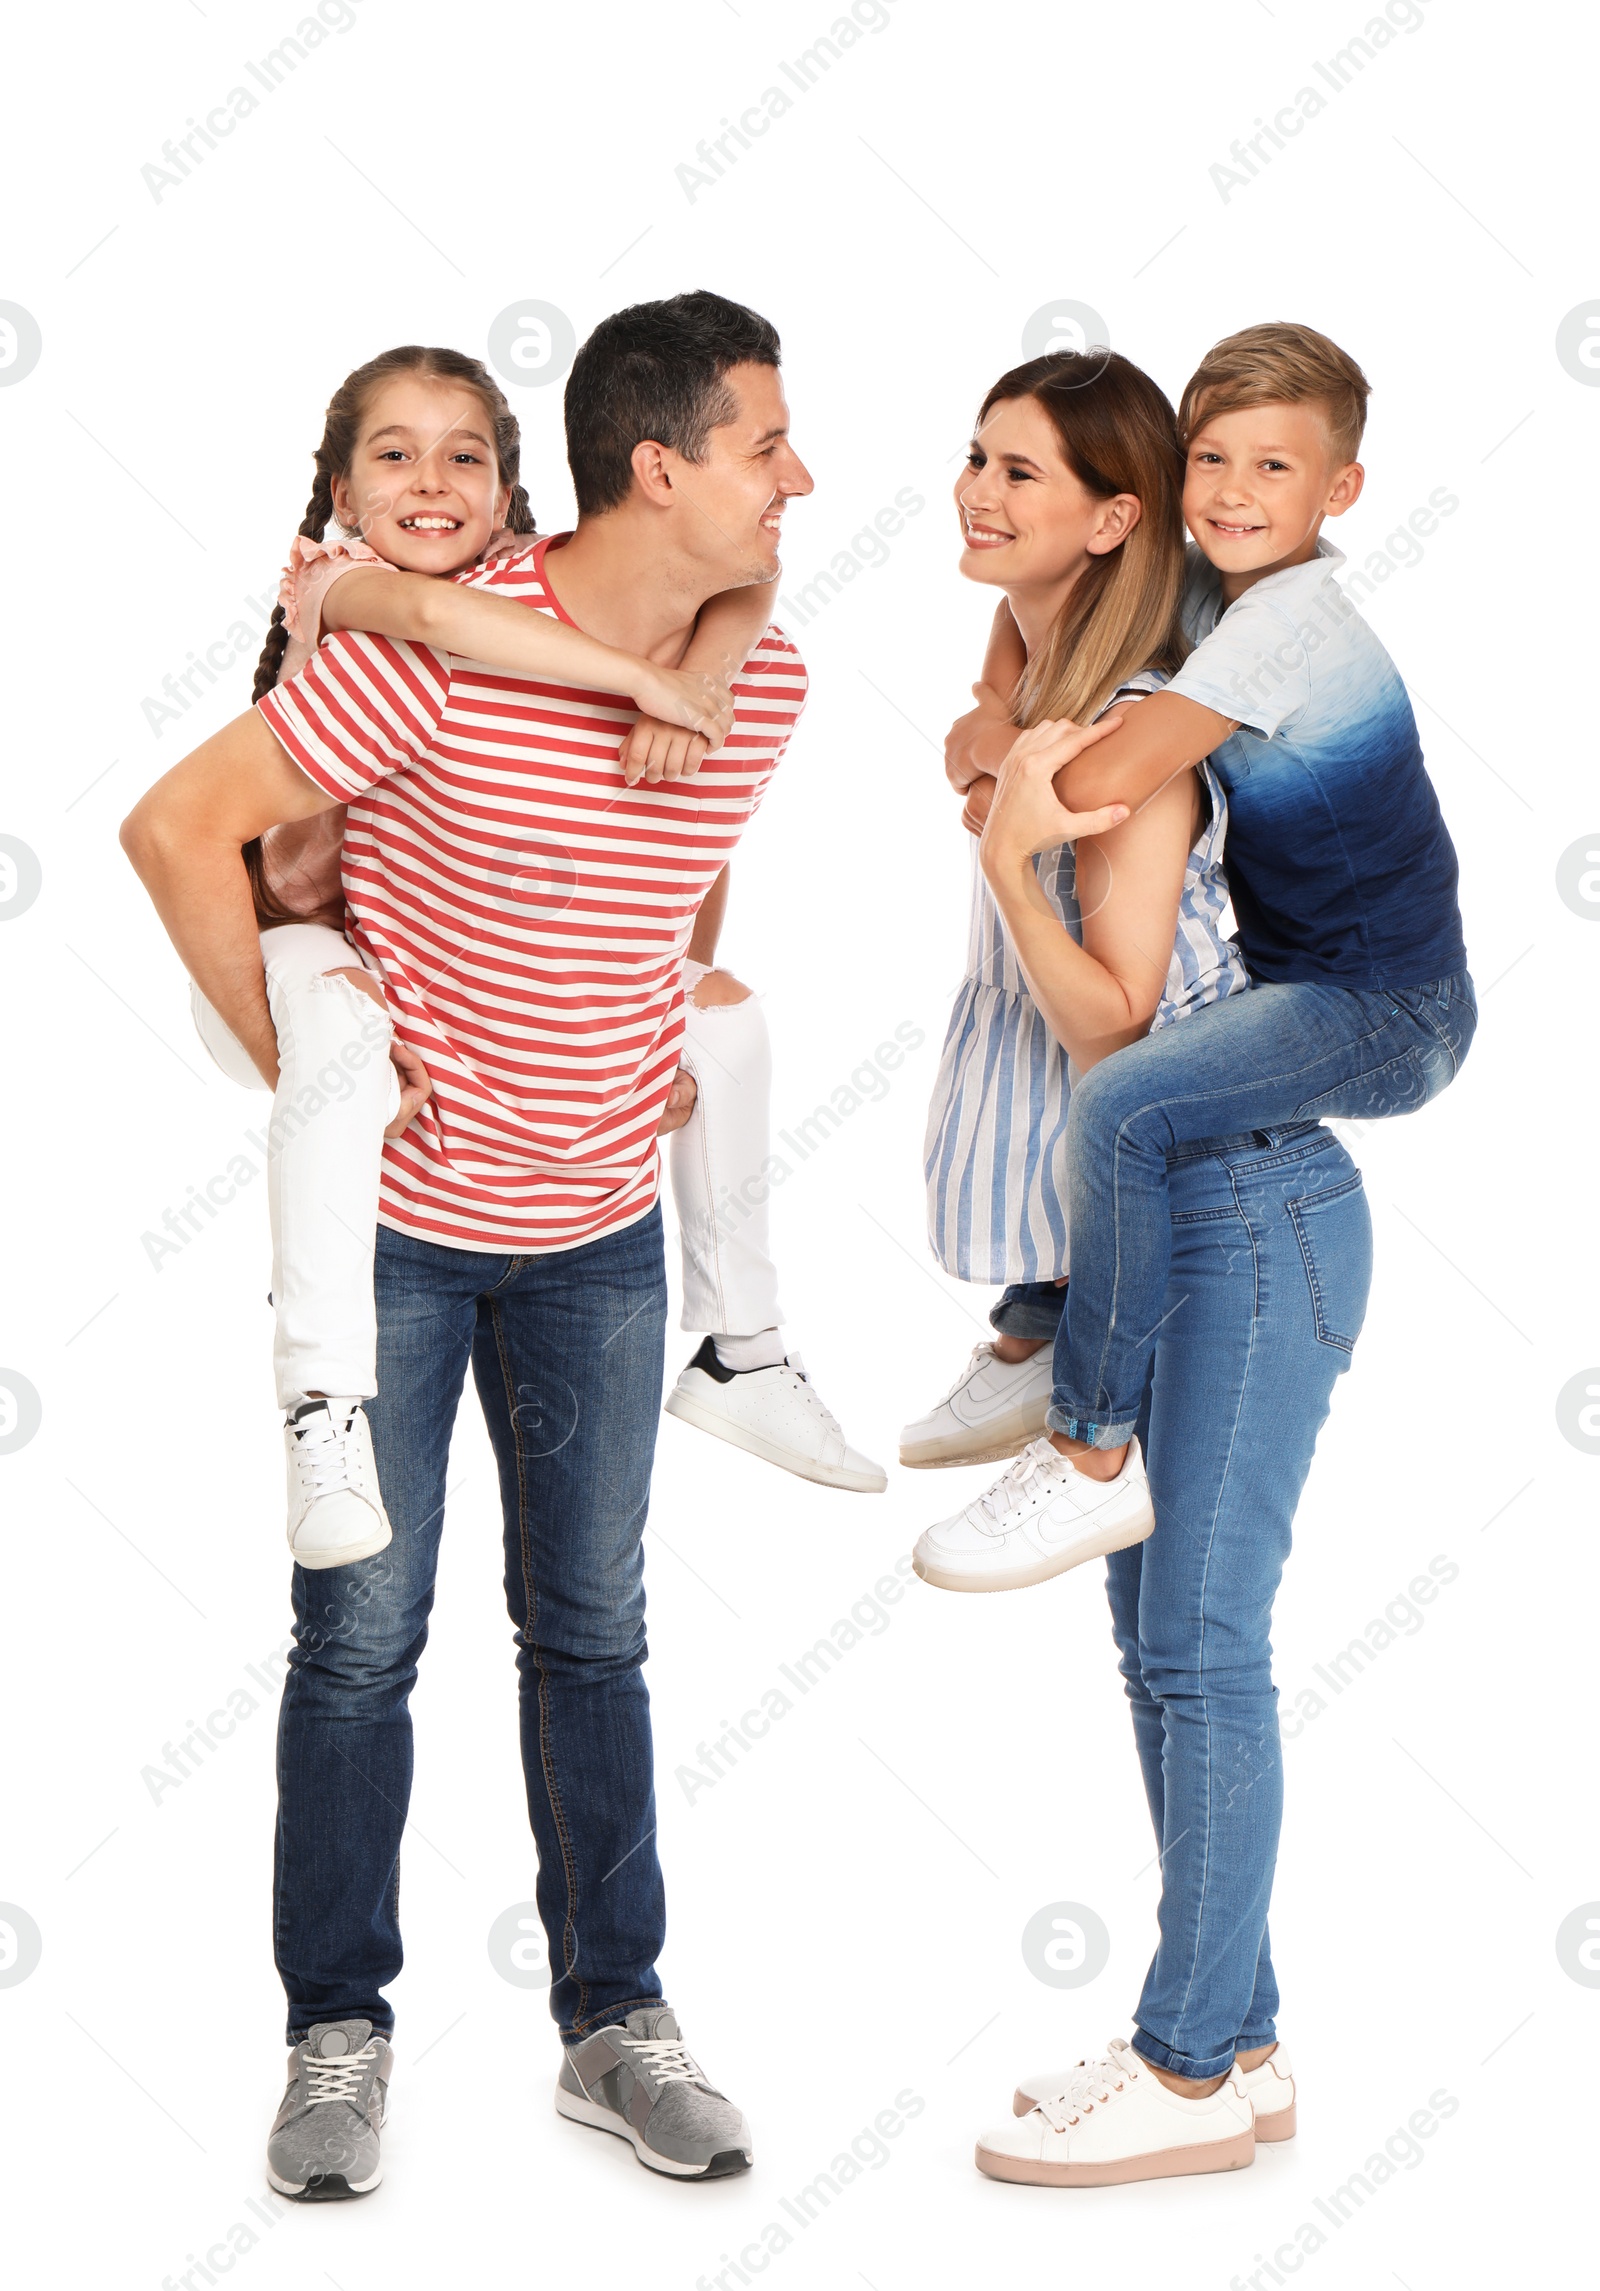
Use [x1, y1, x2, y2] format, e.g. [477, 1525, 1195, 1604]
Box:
[554, 2086, 751, 2177]
[976, 2125, 1255, 2186]
[664, 1388, 887, 1493]
[291, 1521, 394, 1571]
[266, 2163, 382, 2199]
[913, 1499, 1155, 1593]
[1011, 2086, 1296, 2141]
[898, 1406, 1051, 1470]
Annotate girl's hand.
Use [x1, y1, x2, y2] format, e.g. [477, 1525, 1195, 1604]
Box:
[978, 714, 1131, 864]
[620, 719, 713, 786]
[630, 663, 735, 748]
[946, 681, 1017, 795]
[385, 1039, 433, 1139]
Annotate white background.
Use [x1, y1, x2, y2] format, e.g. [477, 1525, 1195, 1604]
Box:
[1, 0, 1594, 2283]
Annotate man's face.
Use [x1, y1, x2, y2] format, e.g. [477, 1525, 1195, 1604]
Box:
[667, 362, 813, 587]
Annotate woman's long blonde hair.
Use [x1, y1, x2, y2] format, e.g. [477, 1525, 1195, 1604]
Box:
[976, 351, 1188, 727]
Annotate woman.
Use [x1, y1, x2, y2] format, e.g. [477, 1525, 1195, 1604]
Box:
[905, 351, 1373, 2185]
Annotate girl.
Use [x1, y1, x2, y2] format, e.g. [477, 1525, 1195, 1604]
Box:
[903, 351, 1372, 2183]
[193, 344, 878, 1573]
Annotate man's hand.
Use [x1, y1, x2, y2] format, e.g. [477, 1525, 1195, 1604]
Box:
[656, 1066, 699, 1135]
[946, 681, 1017, 796]
[385, 1039, 433, 1139]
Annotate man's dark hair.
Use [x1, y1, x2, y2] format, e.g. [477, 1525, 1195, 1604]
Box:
[565, 289, 781, 517]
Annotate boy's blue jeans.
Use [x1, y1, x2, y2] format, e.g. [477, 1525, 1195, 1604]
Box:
[999, 1123, 1374, 2074]
[1050, 972, 1475, 1445]
[274, 1211, 669, 2048]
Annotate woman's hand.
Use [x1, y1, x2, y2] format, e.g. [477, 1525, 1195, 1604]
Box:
[385, 1039, 433, 1138]
[977, 714, 1131, 867]
[945, 680, 1017, 796]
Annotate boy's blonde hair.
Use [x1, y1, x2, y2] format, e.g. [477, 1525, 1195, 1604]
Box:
[1179, 322, 1370, 464]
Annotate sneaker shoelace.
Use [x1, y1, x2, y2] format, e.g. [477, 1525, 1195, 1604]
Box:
[777, 1361, 846, 1442]
[291, 1408, 361, 1503]
[933, 1342, 997, 1409]
[302, 2042, 378, 2106]
[618, 2032, 705, 2087]
[972, 1437, 1062, 1531]
[1036, 2039, 1137, 2130]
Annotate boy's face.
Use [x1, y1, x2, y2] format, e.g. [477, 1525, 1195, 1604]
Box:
[334, 376, 510, 572]
[1183, 401, 1362, 586]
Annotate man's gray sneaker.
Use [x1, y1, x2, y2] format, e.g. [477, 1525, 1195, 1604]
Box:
[556, 2006, 752, 2178]
[267, 2019, 392, 2199]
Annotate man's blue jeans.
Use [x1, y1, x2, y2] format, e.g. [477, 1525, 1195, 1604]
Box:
[1004, 1124, 1373, 2076]
[1050, 972, 1474, 1445]
[274, 1211, 669, 2047]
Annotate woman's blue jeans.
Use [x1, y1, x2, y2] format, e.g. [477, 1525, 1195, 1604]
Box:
[273, 1211, 669, 2047]
[998, 1123, 1373, 2077]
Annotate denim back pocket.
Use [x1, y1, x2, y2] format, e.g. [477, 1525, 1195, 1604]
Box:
[1286, 1172, 1373, 1353]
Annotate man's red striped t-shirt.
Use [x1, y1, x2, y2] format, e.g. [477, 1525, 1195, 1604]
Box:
[256, 534, 806, 1253]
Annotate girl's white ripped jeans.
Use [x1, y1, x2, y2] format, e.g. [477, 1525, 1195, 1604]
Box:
[671, 959, 784, 1341]
[190, 922, 399, 1409]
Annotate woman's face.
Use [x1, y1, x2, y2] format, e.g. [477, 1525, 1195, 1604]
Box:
[954, 394, 1139, 597]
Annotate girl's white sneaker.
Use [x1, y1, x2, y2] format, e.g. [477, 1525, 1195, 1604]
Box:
[912, 1436, 1154, 1593]
[898, 1341, 1053, 1469]
[664, 1339, 887, 1493]
[977, 2038, 1255, 2187]
[285, 1399, 393, 1571]
[1015, 2043, 1296, 2142]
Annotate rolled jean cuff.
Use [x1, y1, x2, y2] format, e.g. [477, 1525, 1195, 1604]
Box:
[990, 1287, 1066, 1342]
[1046, 1403, 1139, 1450]
[1130, 2028, 1239, 2083]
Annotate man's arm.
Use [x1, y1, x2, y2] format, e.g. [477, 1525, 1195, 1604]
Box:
[120, 710, 341, 1084]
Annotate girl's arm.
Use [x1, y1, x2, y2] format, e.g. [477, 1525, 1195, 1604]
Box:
[977, 717, 1199, 1072]
[320, 567, 735, 752]
[619, 583, 777, 785]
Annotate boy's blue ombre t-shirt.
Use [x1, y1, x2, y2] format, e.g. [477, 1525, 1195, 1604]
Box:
[1166, 539, 1466, 987]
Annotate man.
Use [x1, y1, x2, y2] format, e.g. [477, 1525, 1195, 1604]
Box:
[122, 291, 812, 2196]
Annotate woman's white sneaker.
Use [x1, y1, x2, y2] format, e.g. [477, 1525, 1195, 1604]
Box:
[912, 1435, 1154, 1592]
[1014, 2043, 1296, 2139]
[664, 1339, 887, 1493]
[977, 2038, 1255, 2187]
[898, 1341, 1053, 1469]
[285, 1399, 393, 1570]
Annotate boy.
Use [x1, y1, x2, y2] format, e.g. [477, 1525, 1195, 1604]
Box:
[920, 321, 1473, 1583]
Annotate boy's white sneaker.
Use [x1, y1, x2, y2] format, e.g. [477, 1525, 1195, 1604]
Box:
[664, 1339, 887, 1493]
[976, 2038, 1255, 2187]
[286, 1399, 393, 1570]
[1014, 2043, 1296, 2142]
[898, 1341, 1053, 1469]
[912, 1435, 1154, 1593]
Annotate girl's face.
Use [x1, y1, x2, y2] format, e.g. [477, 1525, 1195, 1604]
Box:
[955, 394, 1139, 598]
[332, 375, 511, 572]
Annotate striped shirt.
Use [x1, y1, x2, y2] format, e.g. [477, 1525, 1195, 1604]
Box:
[924, 676, 1248, 1284]
[257, 534, 806, 1253]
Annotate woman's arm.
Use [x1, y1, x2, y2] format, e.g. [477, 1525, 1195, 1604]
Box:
[321, 567, 734, 748]
[946, 599, 1028, 795]
[977, 718, 1197, 1072]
